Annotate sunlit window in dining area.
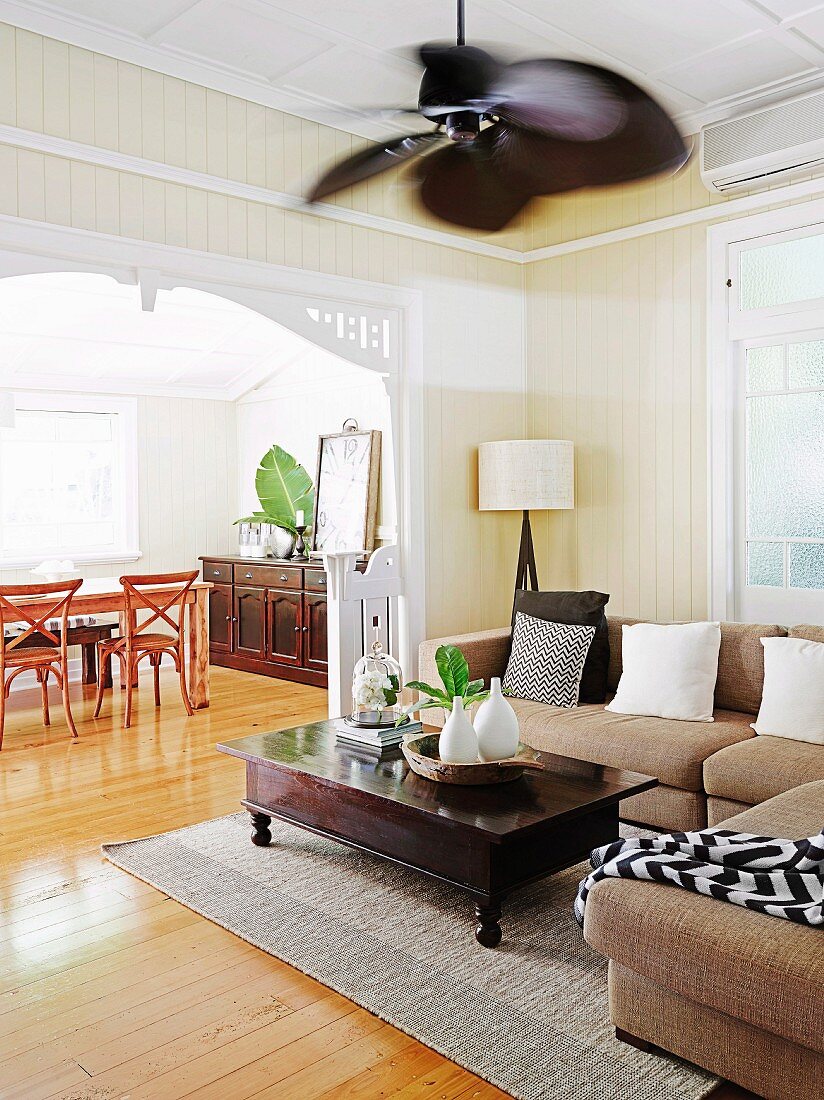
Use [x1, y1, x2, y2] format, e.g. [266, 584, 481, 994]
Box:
[0, 398, 138, 566]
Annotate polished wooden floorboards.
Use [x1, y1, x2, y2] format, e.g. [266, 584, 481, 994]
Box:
[0, 666, 512, 1100]
[0, 667, 756, 1100]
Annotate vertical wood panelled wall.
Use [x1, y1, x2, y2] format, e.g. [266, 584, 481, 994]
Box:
[524, 157, 824, 620]
[5, 20, 824, 629]
[0, 23, 525, 638]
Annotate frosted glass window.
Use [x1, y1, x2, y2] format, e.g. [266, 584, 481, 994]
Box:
[739, 232, 824, 310]
[746, 392, 824, 539]
[787, 340, 824, 389]
[789, 543, 824, 589]
[746, 542, 784, 586]
[746, 345, 783, 392]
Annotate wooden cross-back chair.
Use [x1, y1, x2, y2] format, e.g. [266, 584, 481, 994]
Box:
[0, 578, 83, 750]
[93, 571, 199, 729]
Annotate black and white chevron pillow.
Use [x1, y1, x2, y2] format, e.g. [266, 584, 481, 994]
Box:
[503, 612, 595, 707]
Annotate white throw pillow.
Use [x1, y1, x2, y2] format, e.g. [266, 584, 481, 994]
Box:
[751, 637, 824, 744]
[606, 622, 721, 722]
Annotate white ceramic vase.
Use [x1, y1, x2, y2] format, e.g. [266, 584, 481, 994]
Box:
[474, 677, 520, 762]
[438, 697, 478, 764]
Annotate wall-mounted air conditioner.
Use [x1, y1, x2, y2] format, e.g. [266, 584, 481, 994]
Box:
[700, 87, 824, 193]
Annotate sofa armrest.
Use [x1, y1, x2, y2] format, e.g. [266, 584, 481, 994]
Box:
[415, 627, 509, 712]
[416, 627, 512, 728]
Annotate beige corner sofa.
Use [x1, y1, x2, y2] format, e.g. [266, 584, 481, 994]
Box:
[419, 617, 824, 831]
[585, 781, 824, 1100]
[419, 617, 824, 1100]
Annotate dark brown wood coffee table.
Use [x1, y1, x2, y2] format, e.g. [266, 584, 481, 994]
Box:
[217, 720, 656, 948]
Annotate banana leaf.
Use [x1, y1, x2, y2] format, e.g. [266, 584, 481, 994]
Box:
[254, 445, 314, 527]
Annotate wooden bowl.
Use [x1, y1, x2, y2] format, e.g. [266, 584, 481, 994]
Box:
[402, 734, 545, 785]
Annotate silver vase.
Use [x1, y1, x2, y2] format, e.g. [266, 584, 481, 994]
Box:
[269, 525, 296, 559]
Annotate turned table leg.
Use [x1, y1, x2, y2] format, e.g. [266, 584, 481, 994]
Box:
[81, 643, 97, 685]
[250, 812, 272, 847]
[474, 900, 503, 948]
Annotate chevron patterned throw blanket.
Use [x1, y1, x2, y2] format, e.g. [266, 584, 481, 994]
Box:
[574, 828, 824, 927]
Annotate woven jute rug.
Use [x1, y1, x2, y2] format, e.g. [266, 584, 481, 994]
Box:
[104, 815, 717, 1100]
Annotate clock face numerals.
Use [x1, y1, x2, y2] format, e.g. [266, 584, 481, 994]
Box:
[314, 433, 377, 553]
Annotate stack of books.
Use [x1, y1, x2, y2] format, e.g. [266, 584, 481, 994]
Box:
[334, 717, 422, 752]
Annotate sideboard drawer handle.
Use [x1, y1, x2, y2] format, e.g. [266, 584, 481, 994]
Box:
[280, 574, 288, 582]
[212, 569, 221, 576]
[302, 626, 308, 632]
[245, 572, 253, 579]
[294, 625, 300, 632]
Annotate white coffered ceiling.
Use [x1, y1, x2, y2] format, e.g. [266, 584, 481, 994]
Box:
[5, 0, 824, 137]
[0, 273, 320, 399]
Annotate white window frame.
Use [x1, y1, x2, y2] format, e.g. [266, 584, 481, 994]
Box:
[0, 392, 141, 569]
[708, 201, 824, 623]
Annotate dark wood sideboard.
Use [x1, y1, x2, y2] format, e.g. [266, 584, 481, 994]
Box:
[199, 555, 337, 687]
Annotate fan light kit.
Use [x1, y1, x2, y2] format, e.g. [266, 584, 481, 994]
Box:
[307, 0, 689, 231]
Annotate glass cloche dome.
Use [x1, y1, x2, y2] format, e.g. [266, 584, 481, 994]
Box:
[347, 617, 403, 729]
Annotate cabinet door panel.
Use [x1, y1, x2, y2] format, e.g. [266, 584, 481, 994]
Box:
[267, 589, 302, 666]
[303, 593, 328, 672]
[233, 586, 266, 660]
[208, 583, 232, 654]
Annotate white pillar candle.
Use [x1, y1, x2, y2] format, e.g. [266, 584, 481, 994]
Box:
[295, 510, 305, 526]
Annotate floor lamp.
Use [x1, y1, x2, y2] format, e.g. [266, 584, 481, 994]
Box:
[478, 440, 574, 595]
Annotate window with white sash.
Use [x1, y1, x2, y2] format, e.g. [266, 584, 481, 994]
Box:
[0, 394, 139, 568]
[714, 216, 824, 624]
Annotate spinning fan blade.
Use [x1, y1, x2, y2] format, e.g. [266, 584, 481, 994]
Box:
[582, 76, 690, 184]
[307, 132, 443, 203]
[485, 81, 688, 196]
[489, 60, 627, 142]
[481, 123, 591, 195]
[417, 143, 529, 231]
[418, 43, 501, 111]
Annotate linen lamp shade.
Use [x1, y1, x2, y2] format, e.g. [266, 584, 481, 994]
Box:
[478, 439, 574, 594]
[478, 440, 574, 512]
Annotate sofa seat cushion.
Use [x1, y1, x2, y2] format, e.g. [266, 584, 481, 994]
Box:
[584, 782, 824, 1053]
[512, 698, 754, 790]
[704, 735, 824, 806]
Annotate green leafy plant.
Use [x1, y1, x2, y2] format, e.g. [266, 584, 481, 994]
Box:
[235, 444, 314, 534]
[398, 644, 488, 725]
[384, 673, 400, 707]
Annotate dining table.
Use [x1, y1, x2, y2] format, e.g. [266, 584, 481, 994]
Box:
[0, 576, 213, 709]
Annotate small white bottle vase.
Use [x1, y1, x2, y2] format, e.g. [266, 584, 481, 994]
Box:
[475, 677, 520, 762]
[438, 697, 479, 764]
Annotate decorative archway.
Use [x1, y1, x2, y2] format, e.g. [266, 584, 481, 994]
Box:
[0, 215, 426, 683]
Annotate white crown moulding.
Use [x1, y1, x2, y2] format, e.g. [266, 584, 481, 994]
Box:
[2, 124, 824, 265]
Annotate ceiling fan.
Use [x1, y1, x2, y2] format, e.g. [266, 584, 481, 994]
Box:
[306, 0, 689, 231]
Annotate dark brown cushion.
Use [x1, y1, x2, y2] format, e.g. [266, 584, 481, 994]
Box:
[512, 590, 609, 703]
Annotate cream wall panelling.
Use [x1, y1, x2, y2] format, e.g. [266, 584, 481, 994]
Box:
[0, 124, 523, 264]
[0, 214, 426, 675]
[707, 196, 824, 623]
[5, 123, 824, 265]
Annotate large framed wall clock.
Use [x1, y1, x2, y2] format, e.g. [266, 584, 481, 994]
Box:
[311, 429, 381, 555]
